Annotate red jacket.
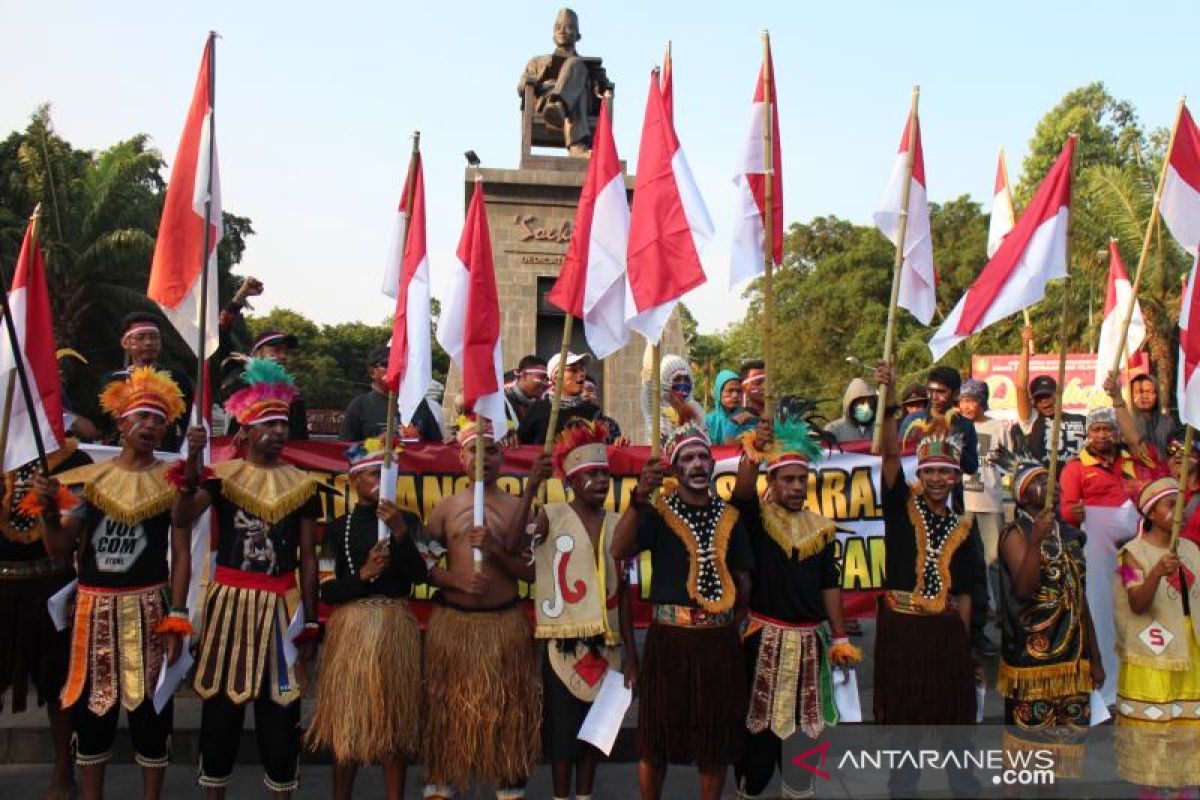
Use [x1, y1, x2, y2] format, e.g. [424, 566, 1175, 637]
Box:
[1059, 447, 1163, 526]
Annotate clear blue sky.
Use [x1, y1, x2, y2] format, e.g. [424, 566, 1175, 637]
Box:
[2, 0, 1196, 334]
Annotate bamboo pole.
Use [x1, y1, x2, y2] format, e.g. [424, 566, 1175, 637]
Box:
[760, 31, 777, 422]
[650, 344, 662, 458]
[192, 31, 218, 431]
[872, 86, 920, 454]
[544, 314, 575, 455]
[998, 148, 1037, 341]
[1108, 96, 1187, 380]
[1043, 277, 1071, 511]
[0, 373, 16, 465]
[379, 131, 421, 540]
[1170, 425, 1194, 552]
[0, 207, 49, 473]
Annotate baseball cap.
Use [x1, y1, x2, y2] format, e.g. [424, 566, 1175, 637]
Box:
[1029, 375, 1057, 398]
[547, 351, 591, 377]
[251, 331, 299, 353]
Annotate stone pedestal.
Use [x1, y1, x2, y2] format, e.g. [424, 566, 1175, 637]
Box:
[442, 157, 686, 444]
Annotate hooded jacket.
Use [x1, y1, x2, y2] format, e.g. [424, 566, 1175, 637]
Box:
[706, 369, 755, 444]
[824, 377, 876, 443]
[1129, 373, 1175, 458]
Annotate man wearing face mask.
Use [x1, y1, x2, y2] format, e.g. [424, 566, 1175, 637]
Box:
[518, 352, 602, 445]
[824, 377, 877, 443]
[640, 354, 708, 444]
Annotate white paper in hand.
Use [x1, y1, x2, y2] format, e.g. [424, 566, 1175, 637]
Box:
[832, 668, 862, 722]
[378, 461, 398, 541]
[153, 646, 193, 714]
[47, 579, 77, 632]
[282, 604, 304, 669]
[1089, 690, 1111, 726]
[577, 669, 633, 756]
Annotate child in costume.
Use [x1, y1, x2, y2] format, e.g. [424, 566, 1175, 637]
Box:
[733, 416, 860, 799]
[33, 367, 190, 800]
[503, 420, 637, 800]
[1114, 477, 1200, 791]
[173, 358, 321, 798]
[306, 438, 427, 800]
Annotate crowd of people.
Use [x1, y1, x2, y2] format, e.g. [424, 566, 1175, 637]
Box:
[3, 270, 1200, 799]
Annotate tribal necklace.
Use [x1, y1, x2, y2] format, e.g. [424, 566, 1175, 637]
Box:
[664, 492, 726, 605]
[913, 494, 961, 603]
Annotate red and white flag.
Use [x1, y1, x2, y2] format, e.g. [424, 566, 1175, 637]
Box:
[1179, 251, 1200, 427]
[147, 35, 221, 360]
[0, 217, 65, 470]
[384, 153, 433, 423]
[1093, 239, 1145, 386]
[547, 98, 629, 358]
[625, 69, 713, 344]
[874, 113, 936, 325]
[987, 149, 1016, 258]
[436, 180, 505, 439]
[729, 48, 783, 289]
[929, 137, 1075, 360]
[1161, 103, 1200, 255]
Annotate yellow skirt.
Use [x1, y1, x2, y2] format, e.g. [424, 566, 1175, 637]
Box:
[1116, 633, 1200, 787]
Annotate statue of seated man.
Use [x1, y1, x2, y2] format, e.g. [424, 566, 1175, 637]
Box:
[518, 8, 595, 155]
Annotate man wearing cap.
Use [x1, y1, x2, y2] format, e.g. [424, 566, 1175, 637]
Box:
[221, 331, 310, 440]
[505, 355, 550, 428]
[517, 351, 601, 445]
[611, 423, 754, 800]
[100, 312, 194, 450]
[339, 346, 443, 443]
[1015, 326, 1086, 464]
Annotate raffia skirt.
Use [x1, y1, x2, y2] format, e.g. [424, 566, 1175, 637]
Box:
[1115, 635, 1200, 787]
[306, 598, 421, 764]
[421, 603, 541, 791]
[637, 622, 746, 769]
[873, 600, 975, 725]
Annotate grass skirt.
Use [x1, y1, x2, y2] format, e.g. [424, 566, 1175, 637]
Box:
[422, 604, 541, 791]
[1115, 634, 1200, 787]
[873, 601, 975, 724]
[306, 598, 421, 764]
[637, 622, 746, 768]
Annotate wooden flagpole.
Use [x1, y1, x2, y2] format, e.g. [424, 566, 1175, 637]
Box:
[379, 131, 421, 540]
[0, 373, 16, 464]
[544, 317, 574, 454]
[1108, 96, 1187, 380]
[650, 344, 662, 458]
[192, 31, 218, 431]
[760, 30, 777, 422]
[872, 86, 920, 454]
[0, 206, 49, 473]
[1170, 425, 1194, 552]
[1043, 276, 1071, 511]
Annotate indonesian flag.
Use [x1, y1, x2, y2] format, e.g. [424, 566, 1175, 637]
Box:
[0, 217, 65, 470]
[147, 36, 221, 360]
[436, 180, 505, 439]
[875, 113, 936, 325]
[1179, 250, 1200, 427]
[1161, 103, 1200, 255]
[1093, 239, 1145, 386]
[987, 149, 1016, 258]
[729, 48, 783, 289]
[625, 69, 713, 344]
[546, 98, 629, 359]
[384, 154, 433, 423]
[929, 137, 1075, 360]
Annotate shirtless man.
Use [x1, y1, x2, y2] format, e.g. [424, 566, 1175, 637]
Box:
[420, 419, 542, 800]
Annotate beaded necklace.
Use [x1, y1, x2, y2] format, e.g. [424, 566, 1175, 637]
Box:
[664, 492, 725, 604]
[913, 494, 958, 602]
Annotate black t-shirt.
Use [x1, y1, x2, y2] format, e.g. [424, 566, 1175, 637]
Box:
[320, 505, 429, 604]
[517, 399, 601, 445]
[208, 482, 321, 577]
[731, 495, 839, 623]
[1019, 411, 1086, 466]
[75, 507, 171, 588]
[0, 447, 93, 562]
[634, 497, 754, 606]
[338, 391, 442, 443]
[882, 477, 984, 596]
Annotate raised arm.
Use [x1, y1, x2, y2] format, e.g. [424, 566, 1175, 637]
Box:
[873, 362, 902, 489]
[999, 512, 1052, 601]
[733, 422, 770, 504]
[1016, 325, 1034, 425]
[501, 452, 551, 553]
[1105, 372, 1146, 455]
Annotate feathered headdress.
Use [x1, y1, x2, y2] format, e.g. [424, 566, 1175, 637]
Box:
[552, 419, 610, 478]
[663, 421, 711, 465]
[224, 358, 299, 426]
[344, 437, 402, 475]
[990, 444, 1047, 503]
[742, 412, 825, 472]
[99, 366, 186, 423]
[905, 413, 963, 470]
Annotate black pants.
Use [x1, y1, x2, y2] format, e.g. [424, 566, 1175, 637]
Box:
[71, 695, 173, 767]
[198, 687, 301, 792]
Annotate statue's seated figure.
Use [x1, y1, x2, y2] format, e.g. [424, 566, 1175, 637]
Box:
[518, 8, 611, 156]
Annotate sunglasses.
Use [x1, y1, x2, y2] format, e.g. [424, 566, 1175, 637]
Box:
[1168, 442, 1198, 457]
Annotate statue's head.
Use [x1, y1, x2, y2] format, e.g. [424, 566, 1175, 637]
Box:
[553, 8, 581, 47]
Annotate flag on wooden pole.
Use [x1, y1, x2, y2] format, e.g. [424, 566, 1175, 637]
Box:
[1160, 101, 1200, 255]
[1093, 239, 1144, 386]
[875, 111, 936, 324]
[729, 46, 782, 289]
[987, 149, 1016, 258]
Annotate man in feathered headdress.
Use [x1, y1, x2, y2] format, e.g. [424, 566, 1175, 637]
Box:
[732, 415, 860, 799]
[419, 416, 542, 800]
[611, 422, 754, 800]
[306, 438, 428, 798]
[173, 358, 321, 797]
[33, 367, 190, 799]
[873, 362, 986, 795]
[501, 419, 637, 800]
